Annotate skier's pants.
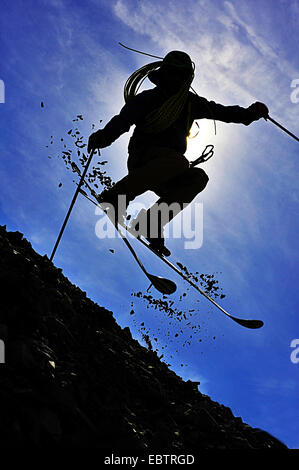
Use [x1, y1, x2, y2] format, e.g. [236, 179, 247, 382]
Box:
[106, 147, 209, 228]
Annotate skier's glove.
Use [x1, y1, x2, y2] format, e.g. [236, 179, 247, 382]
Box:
[248, 101, 269, 121]
[88, 129, 110, 153]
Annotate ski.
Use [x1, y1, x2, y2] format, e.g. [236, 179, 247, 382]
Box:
[79, 185, 264, 330]
[78, 186, 176, 296]
[109, 223, 177, 295]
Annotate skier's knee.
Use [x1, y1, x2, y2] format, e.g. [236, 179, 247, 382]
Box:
[201, 169, 209, 186]
[192, 168, 209, 190]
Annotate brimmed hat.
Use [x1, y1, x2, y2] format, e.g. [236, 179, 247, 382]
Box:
[148, 50, 194, 85]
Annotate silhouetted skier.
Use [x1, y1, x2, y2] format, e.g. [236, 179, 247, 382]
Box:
[88, 50, 268, 256]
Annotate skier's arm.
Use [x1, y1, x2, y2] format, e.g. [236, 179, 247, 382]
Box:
[88, 94, 148, 153]
[194, 95, 269, 126]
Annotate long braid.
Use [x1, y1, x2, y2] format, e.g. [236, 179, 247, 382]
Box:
[121, 44, 217, 135]
[124, 61, 194, 135]
[140, 78, 193, 134]
[124, 61, 162, 103]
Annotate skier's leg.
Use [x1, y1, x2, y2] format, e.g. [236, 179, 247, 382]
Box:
[97, 147, 189, 224]
[132, 167, 209, 254]
[156, 167, 209, 207]
[153, 167, 209, 225]
[109, 148, 189, 199]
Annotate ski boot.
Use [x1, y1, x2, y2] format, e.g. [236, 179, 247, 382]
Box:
[130, 209, 171, 257]
[96, 189, 127, 227]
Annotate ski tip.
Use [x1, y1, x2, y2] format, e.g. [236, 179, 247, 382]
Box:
[248, 319, 264, 329]
[148, 274, 177, 295]
[235, 318, 264, 329]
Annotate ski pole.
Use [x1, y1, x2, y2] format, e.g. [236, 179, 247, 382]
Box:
[78, 186, 263, 329]
[267, 116, 299, 142]
[50, 149, 95, 261]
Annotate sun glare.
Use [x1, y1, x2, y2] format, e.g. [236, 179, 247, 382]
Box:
[186, 119, 217, 160]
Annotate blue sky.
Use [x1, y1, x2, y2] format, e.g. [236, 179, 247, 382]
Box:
[0, 0, 298, 448]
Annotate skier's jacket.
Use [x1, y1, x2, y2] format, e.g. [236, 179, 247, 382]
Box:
[101, 87, 259, 168]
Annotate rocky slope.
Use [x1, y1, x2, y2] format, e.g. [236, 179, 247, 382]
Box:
[0, 225, 287, 450]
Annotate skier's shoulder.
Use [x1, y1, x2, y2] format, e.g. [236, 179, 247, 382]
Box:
[124, 88, 161, 117]
[129, 87, 159, 104]
[187, 92, 214, 118]
[188, 91, 210, 105]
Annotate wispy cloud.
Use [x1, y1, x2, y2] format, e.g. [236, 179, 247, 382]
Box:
[254, 377, 297, 397]
[1, 1, 298, 448]
[114, 0, 298, 125]
[113, 0, 299, 266]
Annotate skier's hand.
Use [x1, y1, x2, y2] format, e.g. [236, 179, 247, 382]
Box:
[248, 101, 269, 121]
[88, 129, 110, 153]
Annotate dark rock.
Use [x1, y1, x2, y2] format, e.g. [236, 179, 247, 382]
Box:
[197, 408, 218, 431]
[0, 225, 288, 449]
